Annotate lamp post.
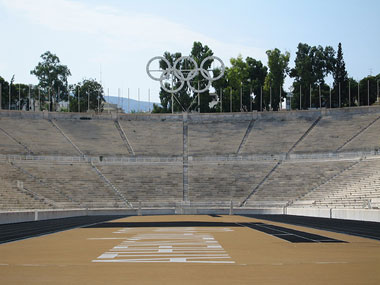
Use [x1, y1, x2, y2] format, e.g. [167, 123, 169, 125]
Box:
[368, 80, 370, 106]
[358, 80, 360, 107]
[128, 88, 130, 113]
[230, 88, 232, 112]
[288, 86, 294, 111]
[28, 85, 31, 111]
[329, 85, 332, 108]
[269, 85, 272, 111]
[148, 88, 150, 113]
[309, 84, 312, 109]
[250, 87, 253, 112]
[68, 90, 70, 113]
[220, 88, 223, 113]
[78, 86, 80, 113]
[8, 81, 11, 110]
[138, 88, 140, 113]
[97, 90, 100, 113]
[48, 87, 51, 112]
[339, 82, 341, 108]
[299, 85, 302, 110]
[349, 80, 351, 107]
[240, 84, 242, 112]
[18, 84, 21, 111]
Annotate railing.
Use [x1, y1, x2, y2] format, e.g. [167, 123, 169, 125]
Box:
[1, 151, 380, 164]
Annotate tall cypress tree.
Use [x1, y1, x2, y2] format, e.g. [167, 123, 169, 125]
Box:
[333, 43, 349, 106]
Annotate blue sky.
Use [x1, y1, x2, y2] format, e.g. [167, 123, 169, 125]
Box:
[0, 0, 379, 102]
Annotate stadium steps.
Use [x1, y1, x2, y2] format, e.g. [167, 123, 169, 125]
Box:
[236, 118, 255, 154]
[239, 161, 282, 207]
[96, 163, 183, 204]
[292, 159, 361, 205]
[0, 117, 79, 156]
[244, 116, 322, 208]
[18, 162, 124, 208]
[299, 158, 380, 208]
[9, 161, 79, 206]
[49, 119, 84, 156]
[119, 120, 183, 156]
[0, 178, 52, 210]
[0, 126, 28, 155]
[292, 113, 380, 153]
[90, 162, 133, 208]
[188, 160, 277, 204]
[54, 120, 130, 156]
[114, 120, 135, 155]
[336, 115, 380, 152]
[188, 120, 249, 155]
[239, 117, 316, 155]
[0, 126, 33, 154]
[182, 113, 189, 201]
[20, 185, 58, 208]
[287, 116, 321, 155]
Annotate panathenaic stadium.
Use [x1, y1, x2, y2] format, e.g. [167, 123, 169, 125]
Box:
[1, 107, 380, 284]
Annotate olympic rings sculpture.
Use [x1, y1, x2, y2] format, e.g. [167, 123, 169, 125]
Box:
[146, 55, 225, 94]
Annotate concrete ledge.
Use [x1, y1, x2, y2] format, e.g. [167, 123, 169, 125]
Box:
[286, 207, 380, 223]
[332, 208, 380, 222]
[286, 207, 332, 218]
[1, 207, 380, 225]
[0, 210, 35, 224]
[2, 105, 380, 122]
[3, 151, 379, 164]
[36, 209, 88, 220]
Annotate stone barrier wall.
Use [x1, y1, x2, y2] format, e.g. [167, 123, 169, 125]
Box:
[1, 105, 380, 122]
[1, 207, 379, 225]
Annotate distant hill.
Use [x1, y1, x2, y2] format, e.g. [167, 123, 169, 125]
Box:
[105, 96, 159, 113]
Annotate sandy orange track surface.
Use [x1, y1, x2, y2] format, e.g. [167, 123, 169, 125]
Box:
[1, 215, 380, 284]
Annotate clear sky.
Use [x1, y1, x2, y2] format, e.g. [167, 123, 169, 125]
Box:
[0, 0, 379, 102]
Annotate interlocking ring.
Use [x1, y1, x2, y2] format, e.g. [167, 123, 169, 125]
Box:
[146, 55, 225, 94]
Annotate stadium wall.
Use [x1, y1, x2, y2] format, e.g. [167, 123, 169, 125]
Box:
[1, 105, 380, 122]
[2, 106, 380, 224]
[1, 207, 379, 225]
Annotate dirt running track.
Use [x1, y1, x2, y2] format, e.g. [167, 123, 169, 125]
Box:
[0, 215, 380, 284]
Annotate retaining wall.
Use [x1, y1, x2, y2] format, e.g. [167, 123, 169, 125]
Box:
[2, 207, 379, 225]
[2, 105, 380, 122]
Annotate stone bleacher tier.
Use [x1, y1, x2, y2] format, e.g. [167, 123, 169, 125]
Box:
[0, 107, 380, 210]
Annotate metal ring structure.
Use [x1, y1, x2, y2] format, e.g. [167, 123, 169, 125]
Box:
[159, 69, 185, 94]
[146, 55, 225, 94]
[146, 56, 171, 81]
[173, 56, 199, 81]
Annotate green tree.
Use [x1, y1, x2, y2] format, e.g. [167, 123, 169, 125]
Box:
[13, 83, 30, 110]
[69, 79, 104, 113]
[212, 55, 267, 112]
[332, 43, 348, 107]
[0, 75, 20, 110]
[225, 55, 249, 112]
[0, 76, 10, 110]
[153, 42, 215, 113]
[31, 51, 71, 111]
[246, 57, 267, 111]
[190, 41, 214, 112]
[347, 77, 359, 106]
[358, 75, 380, 106]
[290, 43, 335, 109]
[264, 48, 290, 111]
[153, 51, 188, 113]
